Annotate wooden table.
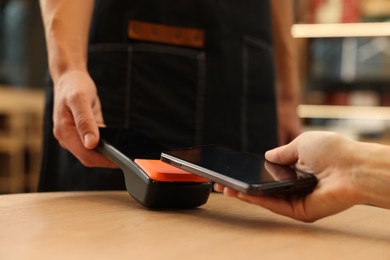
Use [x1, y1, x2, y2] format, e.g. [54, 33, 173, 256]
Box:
[0, 191, 389, 260]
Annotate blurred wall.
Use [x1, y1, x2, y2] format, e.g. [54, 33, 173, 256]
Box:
[0, 0, 47, 88]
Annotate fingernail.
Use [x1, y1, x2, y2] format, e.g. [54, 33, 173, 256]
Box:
[223, 187, 228, 195]
[83, 133, 94, 148]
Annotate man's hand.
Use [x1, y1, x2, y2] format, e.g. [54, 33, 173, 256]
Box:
[53, 70, 117, 168]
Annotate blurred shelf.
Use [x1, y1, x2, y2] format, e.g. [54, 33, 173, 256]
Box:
[0, 86, 44, 193]
[292, 22, 390, 38]
[298, 104, 390, 120]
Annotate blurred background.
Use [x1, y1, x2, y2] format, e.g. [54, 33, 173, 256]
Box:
[0, 0, 46, 194]
[295, 0, 390, 142]
[1, 0, 390, 194]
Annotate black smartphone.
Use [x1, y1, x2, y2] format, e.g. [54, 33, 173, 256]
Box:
[161, 145, 317, 196]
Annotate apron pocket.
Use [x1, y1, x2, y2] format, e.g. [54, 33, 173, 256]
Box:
[88, 43, 206, 148]
[88, 44, 130, 127]
[242, 36, 277, 153]
[128, 43, 206, 148]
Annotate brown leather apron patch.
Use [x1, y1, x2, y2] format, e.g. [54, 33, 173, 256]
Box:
[128, 20, 205, 48]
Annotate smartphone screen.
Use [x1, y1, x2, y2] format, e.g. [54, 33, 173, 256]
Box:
[161, 145, 317, 196]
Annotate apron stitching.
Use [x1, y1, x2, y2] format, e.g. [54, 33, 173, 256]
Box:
[241, 41, 248, 151]
[243, 36, 272, 51]
[89, 43, 198, 58]
[89, 43, 128, 52]
[195, 51, 206, 145]
[125, 45, 133, 128]
[132, 43, 199, 58]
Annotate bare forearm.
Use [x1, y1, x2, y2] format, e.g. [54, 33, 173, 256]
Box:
[40, 0, 95, 83]
[354, 142, 390, 209]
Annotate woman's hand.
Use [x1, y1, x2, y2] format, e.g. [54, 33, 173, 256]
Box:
[214, 131, 366, 222]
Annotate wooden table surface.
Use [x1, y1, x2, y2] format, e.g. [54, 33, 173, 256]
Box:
[0, 191, 389, 260]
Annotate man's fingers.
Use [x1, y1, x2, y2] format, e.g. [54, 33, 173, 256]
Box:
[68, 93, 100, 150]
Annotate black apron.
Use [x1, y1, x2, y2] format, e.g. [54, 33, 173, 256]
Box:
[38, 0, 277, 191]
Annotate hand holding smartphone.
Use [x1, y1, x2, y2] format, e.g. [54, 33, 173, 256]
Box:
[161, 145, 317, 196]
